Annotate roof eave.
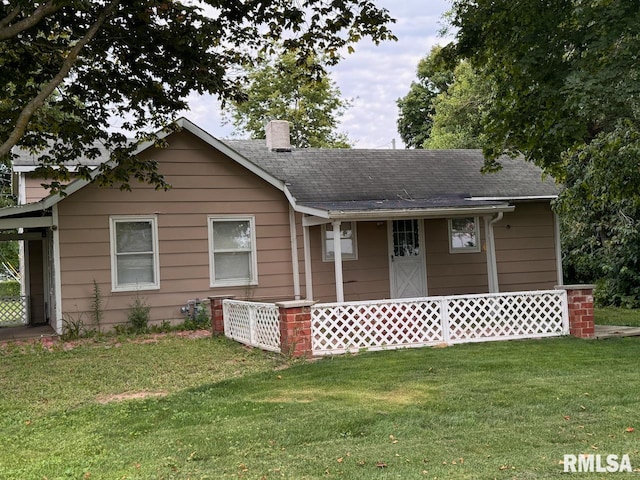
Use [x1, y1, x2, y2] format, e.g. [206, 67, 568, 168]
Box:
[323, 204, 515, 221]
[468, 195, 557, 202]
[7, 118, 288, 217]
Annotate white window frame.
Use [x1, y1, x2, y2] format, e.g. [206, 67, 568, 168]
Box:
[208, 215, 258, 287]
[322, 221, 358, 262]
[110, 215, 160, 292]
[448, 217, 481, 254]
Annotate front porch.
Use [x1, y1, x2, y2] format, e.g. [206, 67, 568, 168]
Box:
[0, 215, 58, 331]
[296, 201, 563, 306]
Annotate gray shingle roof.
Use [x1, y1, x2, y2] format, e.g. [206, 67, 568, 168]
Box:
[11, 142, 114, 168]
[221, 140, 559, 207]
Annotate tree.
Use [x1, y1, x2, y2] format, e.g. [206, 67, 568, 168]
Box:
[0, 1, 395, 191]
[227, 51, 352, 148]
[447, 0, 640, 304]
[423, 61, 487, 149]
[396, 46, 453, 148]
[447, 0, 640, 174]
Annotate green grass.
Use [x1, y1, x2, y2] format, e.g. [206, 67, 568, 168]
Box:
[1, 334, 640, 479]
[595, 306, 640, 327]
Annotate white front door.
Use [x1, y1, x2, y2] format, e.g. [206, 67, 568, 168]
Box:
[388, 219, 427, 298]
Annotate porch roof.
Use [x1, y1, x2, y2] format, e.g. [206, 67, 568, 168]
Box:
[299, 196, 514, 220]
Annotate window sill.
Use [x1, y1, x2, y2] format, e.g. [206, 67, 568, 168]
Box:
[210, 280, 258, 288]
[112, 284, 161, 293]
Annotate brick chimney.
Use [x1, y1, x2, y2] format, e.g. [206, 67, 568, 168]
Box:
[265, 120, 292, 152]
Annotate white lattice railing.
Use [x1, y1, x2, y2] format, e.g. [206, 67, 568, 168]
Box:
[0, 296, 29, 327]
[223, 300, 281, 353]
[311, 290, 569, 356]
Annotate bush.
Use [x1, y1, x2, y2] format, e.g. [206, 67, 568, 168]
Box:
[127, 294, 151, 334]
[0, 281, 20, 296]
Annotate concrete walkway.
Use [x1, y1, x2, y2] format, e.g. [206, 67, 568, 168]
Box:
[0, 324, 56, 342]
[594, 325, 640, 339]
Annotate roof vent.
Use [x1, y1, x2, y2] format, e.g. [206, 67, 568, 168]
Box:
[265, 120, 292, 152]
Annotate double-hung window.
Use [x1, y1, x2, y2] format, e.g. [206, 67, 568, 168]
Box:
[110, 216, 160, 291]
[448, 217, 481, 253]
[208, 216, 258, 286]
[322, 221, 358, 262]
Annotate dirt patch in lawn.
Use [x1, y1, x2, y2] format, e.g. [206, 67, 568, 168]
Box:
[96, 391, 169, 404]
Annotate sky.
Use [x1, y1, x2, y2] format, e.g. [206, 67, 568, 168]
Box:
[183, 0, 453, 149]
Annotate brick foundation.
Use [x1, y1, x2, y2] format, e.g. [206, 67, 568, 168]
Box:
[276, 300, 315, 357]
[557, 285, 595, 338]
[208, 295, 235, 336]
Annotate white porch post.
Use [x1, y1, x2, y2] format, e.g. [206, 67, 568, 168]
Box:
[484, 214, 501, 293]
[332, 220, 345, 302]
[553, 212, 564, 286]
[303, 224, 314, 301]
[52, 205, 63, 334]
[288, 206, 301, 300]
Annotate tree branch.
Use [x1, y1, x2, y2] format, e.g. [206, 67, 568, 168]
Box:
[0, 4, 21, 30]
[0, 0, 122, 158]
[0, 1, 63, 41]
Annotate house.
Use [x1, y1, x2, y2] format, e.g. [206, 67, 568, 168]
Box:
[2, 118, 561, 334]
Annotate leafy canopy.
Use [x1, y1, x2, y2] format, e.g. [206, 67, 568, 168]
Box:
[396, 46, 453, 149]
[0, 0, 395, 191]
[422, 60, 488, 150]
[447, 0, 640, 175]
[227, 50, 352, 148]
[447, 0, 640, 304]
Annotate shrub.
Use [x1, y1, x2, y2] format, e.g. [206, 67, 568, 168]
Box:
[0, 281, 20, 296]
[127, 294, 151, 334]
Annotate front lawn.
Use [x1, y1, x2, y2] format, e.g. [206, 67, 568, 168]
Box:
[1, 333, 639, 479]
[595, 306, 640, 327]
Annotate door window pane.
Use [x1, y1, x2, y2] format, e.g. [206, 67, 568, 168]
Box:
[393, 219, 420, 256]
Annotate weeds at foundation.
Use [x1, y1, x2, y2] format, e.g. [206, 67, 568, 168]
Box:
[61, 310, 94, 341]
[90, 280, 104, 333]
[127, 293, 151, 334]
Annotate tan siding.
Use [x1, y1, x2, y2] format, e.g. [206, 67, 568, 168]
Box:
[56, 131, 296, 329]
[24, 174, 74, 204]
[425, 218, 489, 296]
[310, 221, 390, 302]
[495, 202, 558, 292]
[25, 175, 51, 204]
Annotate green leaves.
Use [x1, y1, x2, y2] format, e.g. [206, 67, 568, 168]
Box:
[227, 49, 352, 148]
[447, 0, 640, 304]
[0, 0, 394, 189]
[396, 46, 455, 149]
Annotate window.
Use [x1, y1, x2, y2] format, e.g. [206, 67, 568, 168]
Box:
[448, 217, 481, 253]
[322, 221, 358, 261]
[110, 216, 159, 291]
[209, 216, 258, 286]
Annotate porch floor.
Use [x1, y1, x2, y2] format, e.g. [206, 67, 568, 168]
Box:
[594, 324, 640, 339]
[0, 324, 56, 342]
